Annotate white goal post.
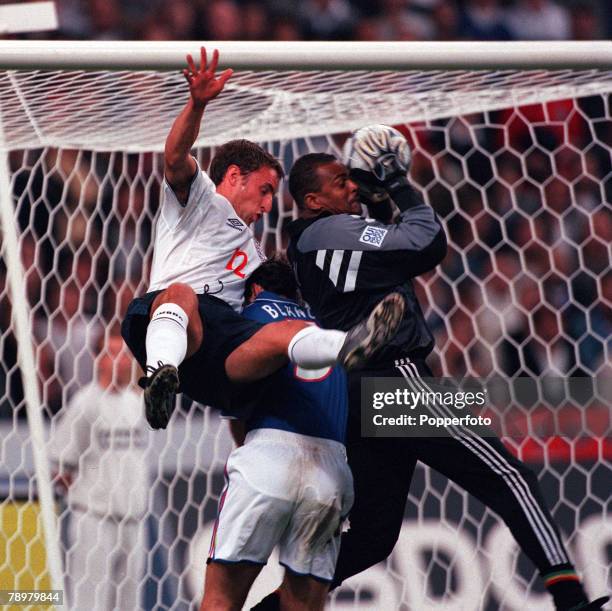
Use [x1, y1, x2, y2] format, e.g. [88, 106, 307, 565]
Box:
[0, 41, 610, 610]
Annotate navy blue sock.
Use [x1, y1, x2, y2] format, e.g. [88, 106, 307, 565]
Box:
[542, 566, 588, 610]
[250, 591, 280, 611]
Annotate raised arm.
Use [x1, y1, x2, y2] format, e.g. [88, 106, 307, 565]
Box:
[164, 47, 233, 204]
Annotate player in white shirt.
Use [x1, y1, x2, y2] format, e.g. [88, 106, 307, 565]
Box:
[121, 47, 405, 428]
[49, 333, 149, 611]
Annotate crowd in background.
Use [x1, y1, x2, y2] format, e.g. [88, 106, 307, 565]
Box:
[0, 0, 609, 420]
[43, 0, 611, 43]
[0, 148, 155, 417]
[404, 98, 611, 380]
[0, 94, 609, 419]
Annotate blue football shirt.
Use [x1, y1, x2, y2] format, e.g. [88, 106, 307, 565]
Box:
[241, 291, 348, 444]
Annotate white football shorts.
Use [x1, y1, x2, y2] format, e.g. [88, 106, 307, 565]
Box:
[208, 428, 354, 582]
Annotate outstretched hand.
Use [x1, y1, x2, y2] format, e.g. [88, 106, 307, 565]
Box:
[183, 47, 233, 109]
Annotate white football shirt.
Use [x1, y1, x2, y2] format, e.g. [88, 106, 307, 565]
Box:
[148, 164, 263, 312]
[48, 383, 149, 518]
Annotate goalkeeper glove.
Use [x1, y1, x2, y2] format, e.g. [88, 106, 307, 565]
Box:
[343, 124, 411, 194]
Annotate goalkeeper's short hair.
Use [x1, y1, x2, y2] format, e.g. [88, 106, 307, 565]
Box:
[289, 152, 336, 209]
[210, 139, 284, 185]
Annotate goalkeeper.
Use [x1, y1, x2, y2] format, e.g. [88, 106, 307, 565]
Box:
[269, 126, 605, 611]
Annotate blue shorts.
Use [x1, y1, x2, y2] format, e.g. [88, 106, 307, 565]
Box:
[121, 292, 266, 412]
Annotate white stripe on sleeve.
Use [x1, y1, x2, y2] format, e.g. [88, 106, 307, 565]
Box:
[343, 251, 363, 292]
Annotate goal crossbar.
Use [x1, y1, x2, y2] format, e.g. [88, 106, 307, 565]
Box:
[0, 40, 610, 71]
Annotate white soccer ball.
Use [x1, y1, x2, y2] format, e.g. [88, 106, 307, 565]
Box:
[342, 124, 411, 181]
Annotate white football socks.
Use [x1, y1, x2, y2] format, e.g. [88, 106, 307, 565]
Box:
[287, 325, 347, 369]
[145, 303, 189, 372]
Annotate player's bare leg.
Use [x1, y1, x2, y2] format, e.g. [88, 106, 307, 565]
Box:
[277, 572, 329, 611]
[225, 319, 312, 382]
[200, 561, 263, 611]
[225, 292, 405, 383]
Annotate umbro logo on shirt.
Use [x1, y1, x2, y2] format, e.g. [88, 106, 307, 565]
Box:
[226, 217, 245, 231]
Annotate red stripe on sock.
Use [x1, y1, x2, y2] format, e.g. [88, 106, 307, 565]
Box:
[545, 574, 580, 587]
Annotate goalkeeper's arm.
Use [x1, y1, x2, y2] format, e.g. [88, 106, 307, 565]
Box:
[350, 168, 424, 224]
[351, 171, 397, 223]
[164, 47, 232, 203]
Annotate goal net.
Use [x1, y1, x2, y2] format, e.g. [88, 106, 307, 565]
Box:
[0, 41, 610, 610]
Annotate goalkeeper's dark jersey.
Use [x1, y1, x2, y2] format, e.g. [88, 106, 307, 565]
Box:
[286, 192, 447, 365]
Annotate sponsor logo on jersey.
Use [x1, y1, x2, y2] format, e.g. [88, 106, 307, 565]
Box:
[359, 226, 388, 247]
[226, 217, 245, 231]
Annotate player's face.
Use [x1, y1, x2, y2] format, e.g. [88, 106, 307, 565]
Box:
[310, 162, 360, 215]
[232, 166, 280, 226]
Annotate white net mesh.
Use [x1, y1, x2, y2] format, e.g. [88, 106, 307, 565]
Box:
[0, 68, 610, 150]
[0, 63, 610, 611]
